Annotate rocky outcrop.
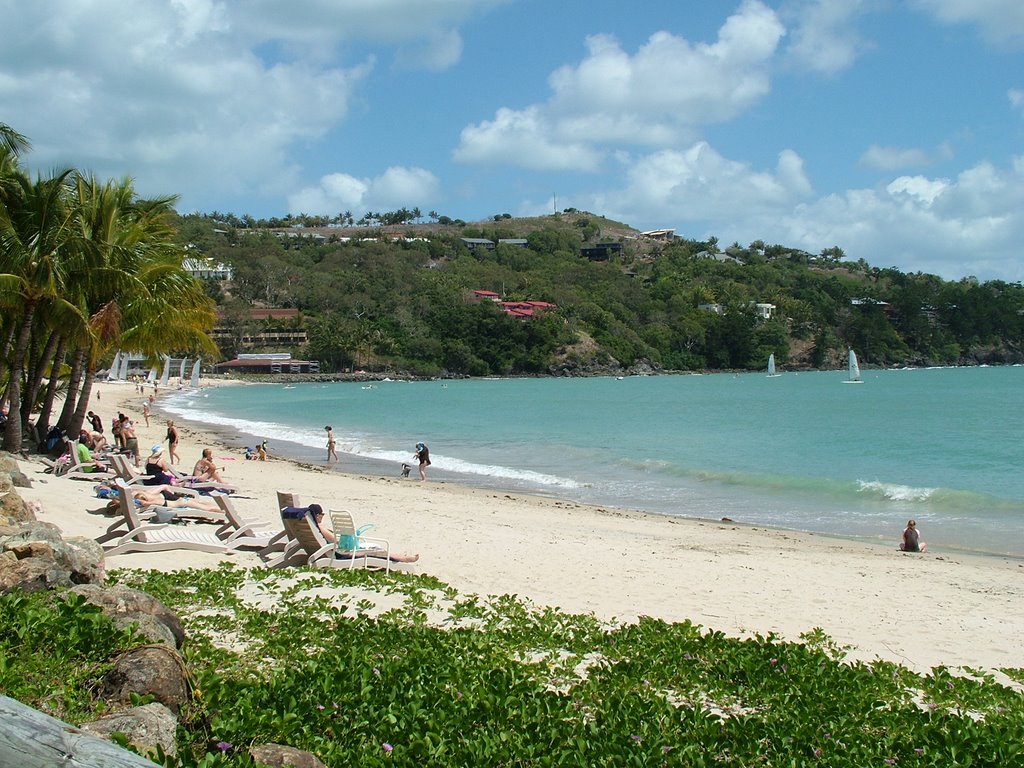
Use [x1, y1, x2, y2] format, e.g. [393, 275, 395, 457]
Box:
[249, 743, 330, 768]
[0, 522, 106, 593]
[72, 584, 185, 648]
[79, 703, 178, 759]
[101, 645, 191, 715]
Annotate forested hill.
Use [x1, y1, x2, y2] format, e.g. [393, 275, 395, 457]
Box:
[177, 210, 1024, 377]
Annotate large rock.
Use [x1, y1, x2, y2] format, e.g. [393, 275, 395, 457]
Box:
[0, 465, 33, 526]
[0, 523, 105, 592]
[101, 646, 190, 714]
[72, 584, 185, 648]
[249, 743, 329, 768]
[79, 702, 178, 759]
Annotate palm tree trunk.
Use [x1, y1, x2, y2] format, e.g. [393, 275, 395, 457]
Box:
[2, 299, 38, 452]
[21, 328, 59, 431]
[0, 321, 17, 389]
[70, 362, 98, 438]
[36, 335, 68, 437]
[56, 346, 86, 432]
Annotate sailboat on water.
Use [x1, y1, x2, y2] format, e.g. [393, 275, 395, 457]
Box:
[767, 353, 781, 378]
[843, 349, 863, 384]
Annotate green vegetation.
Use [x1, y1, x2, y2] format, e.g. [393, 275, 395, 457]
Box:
[183, 211, 1024, 377]
[4, 565, 1022, 766]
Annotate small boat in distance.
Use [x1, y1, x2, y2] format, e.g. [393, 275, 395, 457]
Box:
[843, 349, 863, 384]
[767, 353, 781, 378]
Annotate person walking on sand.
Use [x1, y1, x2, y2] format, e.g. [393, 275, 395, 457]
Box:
[166, 420, 180, 466]
[325, 426, 338, 462]
[414, 442, 431, 482]
[257, 440, 269, 461]
[899, 519, 927, 552]
[142, 400, 151, 427]
[120, 414, 140, 467]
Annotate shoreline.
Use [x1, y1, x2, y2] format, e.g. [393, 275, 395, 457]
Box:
[164, 378, 1023, 565]
[15, 379, 1024, 676]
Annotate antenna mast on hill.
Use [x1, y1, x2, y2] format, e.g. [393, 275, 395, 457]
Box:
[553, 193, 557, 214]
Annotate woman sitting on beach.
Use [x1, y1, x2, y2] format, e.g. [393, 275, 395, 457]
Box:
[192, 447, 225, 483]
[899, 519, 927, 553]
[282, 504, 419, 563]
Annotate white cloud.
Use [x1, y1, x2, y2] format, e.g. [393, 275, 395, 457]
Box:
[454, 0, 785, 170]
[588, 142, 813, 224]
[783, 0, 871, 75]
[0, 0, 494, 212]
[912, 0, 1024, 44]
[288, 166, 440, 216]
[1010, 88, 1024, 113]
[860, 145, 933, 171]
[394, 28, 464, 71]
[765, 157, 1024, 280]
[453, 107, 605, 171]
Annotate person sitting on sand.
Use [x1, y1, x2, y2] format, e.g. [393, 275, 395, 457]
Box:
[281, 504, 419, 563]
[192, 447, 225, 483]
[899, 519, 927, 553]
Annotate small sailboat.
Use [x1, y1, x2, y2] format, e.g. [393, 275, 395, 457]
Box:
[844, 349, 863, 384]
[767, 353, 780, 378]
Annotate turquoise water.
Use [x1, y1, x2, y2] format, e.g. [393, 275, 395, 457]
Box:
[162, 366, 1024, 557]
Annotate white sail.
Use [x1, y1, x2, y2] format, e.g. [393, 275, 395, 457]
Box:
[845, 349, 863, 383]
[159, 355, 171, 387]
[106, 351, 121, 381]
[178, 357, 188, 381]
[767, 353, 779, 377]
[189, 358, 201, 388]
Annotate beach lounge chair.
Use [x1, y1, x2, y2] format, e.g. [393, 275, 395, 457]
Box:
[107, 453, 200, 496]
[97, 482, 248, 557]
[209, 492, 289, 562]
[279, 507, 398, 572]
[40, 445, 116, 481]
[330, 509, 392, 573]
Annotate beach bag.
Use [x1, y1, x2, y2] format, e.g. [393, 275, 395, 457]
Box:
[338, 524, 375, 552]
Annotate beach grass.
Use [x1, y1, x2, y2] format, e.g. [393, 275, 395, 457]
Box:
[5, 563, 1022, 767]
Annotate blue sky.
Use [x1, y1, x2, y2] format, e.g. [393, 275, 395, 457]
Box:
[3, 0, 1024, 281]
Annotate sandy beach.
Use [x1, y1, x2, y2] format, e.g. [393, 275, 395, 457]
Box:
[17, 380, 1024, 676]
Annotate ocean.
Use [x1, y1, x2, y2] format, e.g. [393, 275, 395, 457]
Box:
[160, 365, 1024, 558]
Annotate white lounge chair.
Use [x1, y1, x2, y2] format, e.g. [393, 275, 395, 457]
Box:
[97, 482, 248, 557]
[209, 492, 289, 562]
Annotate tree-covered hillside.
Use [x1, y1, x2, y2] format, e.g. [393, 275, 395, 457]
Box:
[180, 210, 1024, 376]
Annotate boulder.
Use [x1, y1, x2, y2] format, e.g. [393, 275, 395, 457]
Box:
[101, 646, 190, 714]
[72, 584, 185, 648]
[0, 523, 105, 592]
[0, 472, 32, 525]
[79, 702, 178, 759]
[249, 743, 329, 768]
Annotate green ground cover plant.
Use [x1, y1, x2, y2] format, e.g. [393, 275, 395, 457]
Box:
[2, 563, 1022, 766]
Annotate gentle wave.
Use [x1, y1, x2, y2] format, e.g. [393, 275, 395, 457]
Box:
[163, 396, 580, 490]
[620, 457, 1022, 516]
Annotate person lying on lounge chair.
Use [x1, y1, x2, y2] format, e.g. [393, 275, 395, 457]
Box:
[127, 484, 224, 515]
[282, 504, 419, 563]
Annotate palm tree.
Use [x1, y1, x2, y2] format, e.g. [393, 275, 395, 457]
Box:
[61, 175, 217, 435]
[0, 123, 30, 156]
[0, 166, 82, 451]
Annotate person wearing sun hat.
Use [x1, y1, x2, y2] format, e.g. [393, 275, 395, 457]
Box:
[143, 444, 176, 486]
[413, 441, 431, 482]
